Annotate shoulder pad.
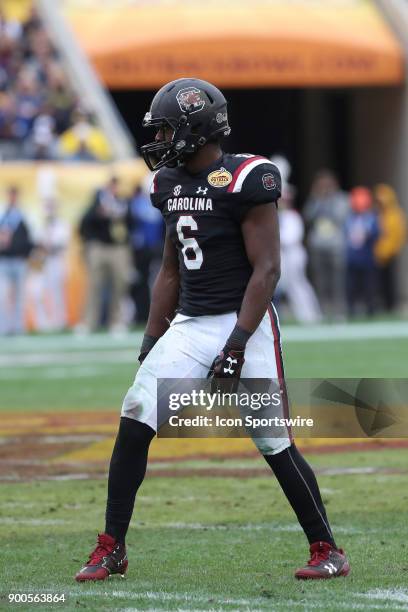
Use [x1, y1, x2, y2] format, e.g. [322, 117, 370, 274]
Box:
[149, 167, 170, 211]
[149, 169, 162, 195]
[226, 156, 279, 194]
[225, 156, 281, 221]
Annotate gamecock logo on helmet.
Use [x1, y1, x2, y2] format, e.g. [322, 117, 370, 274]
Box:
[262, 173, 277, 191]
[176, 88, 206, 114]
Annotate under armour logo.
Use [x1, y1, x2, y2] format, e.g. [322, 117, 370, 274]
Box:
[323, 563, 336, 575]
[224, 356, 238, 375]
[196, 186, 208, 195]
[173, 185, 182, 196]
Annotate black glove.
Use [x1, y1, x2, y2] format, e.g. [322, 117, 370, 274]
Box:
[138, 334, 159, 364]
[207, 347, 245, 393]
[207, 325, 251, 393]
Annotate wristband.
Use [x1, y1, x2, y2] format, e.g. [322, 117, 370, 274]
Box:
[138, 334, 159, 363]
[225, 325, 252, 352]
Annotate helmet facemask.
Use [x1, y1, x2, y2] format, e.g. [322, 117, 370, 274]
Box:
[141, 110, 210, 171]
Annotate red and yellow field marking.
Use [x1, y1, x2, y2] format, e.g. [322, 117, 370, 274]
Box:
[0, 411, 118, 437]
[1, 412, 406, 468]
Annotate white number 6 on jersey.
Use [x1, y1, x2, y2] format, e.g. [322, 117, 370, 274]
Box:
[176, 215, 203, 270]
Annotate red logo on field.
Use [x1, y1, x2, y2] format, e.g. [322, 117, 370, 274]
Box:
[176, 88, 206, 114]
[262, 173, 277, 191]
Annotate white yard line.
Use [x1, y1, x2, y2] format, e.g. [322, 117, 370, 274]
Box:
[0, 517, 68, 525]
[282, 321, 408, 343]
[0, 333, 144, 353]
[134, 522, 362, 534]
[54, 588, 267, 608]
[273, 602, 405, 611]
[0, 366, 110, 379]
[78, 589, 391, 610]
[356, 590, 408, 604]
[0, 351, 137, 368]
[0, 517, 365, 535]
[28, 589, 408, 611]
[0, 321, 407, 355]
[0, 321, 406, 371]
[276, 603, 406, 611]
[0, 365, 118, 379]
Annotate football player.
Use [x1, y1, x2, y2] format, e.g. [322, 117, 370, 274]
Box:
[75, 78, 349, 582]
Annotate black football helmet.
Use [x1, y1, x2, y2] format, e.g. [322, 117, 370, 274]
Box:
[140, 78, 231, 171]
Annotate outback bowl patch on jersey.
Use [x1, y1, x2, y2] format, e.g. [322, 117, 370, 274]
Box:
[207, 168, 233, 188]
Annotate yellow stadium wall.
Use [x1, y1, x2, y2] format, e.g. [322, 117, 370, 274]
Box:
[0, 160, 148, 329]
[2, 0, 33, 22]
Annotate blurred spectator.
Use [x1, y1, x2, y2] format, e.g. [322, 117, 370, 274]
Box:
[374, 184, 407, 312]
[0, 8, 22, 42]
[0, 91, 16, 138]
[277, 186, 322, 324]
[0, 5, 108, 161]
[58, 109, 111, 162]
[13, 70, 43, 140]
[25, 26, 56, 84]
[28, 199, 70, 331]
[22, 5, 43, 38]
[304, 170, 349, 320]
[0, 186, 32, 335]
[270, 154, 321, 323]
[24, 103, 57, 160]
[79, 177, 130, 333]
[345, 187, 380, 317]
[270, 153, 292, 195]
[128, 183, 164, 322]
[46, 66, 77, 133]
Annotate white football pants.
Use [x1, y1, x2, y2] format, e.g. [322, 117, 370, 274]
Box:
[121, 306, 292, 455]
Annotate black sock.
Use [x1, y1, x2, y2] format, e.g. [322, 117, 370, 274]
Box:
[263, 443, 336, 547]
[105, 417, 155, 544]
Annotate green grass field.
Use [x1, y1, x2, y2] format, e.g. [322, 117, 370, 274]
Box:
[1, 321, 408, 611]
[1, 449, 408, 611]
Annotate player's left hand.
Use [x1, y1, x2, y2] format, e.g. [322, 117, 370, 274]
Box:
[207, 346, 245, 393]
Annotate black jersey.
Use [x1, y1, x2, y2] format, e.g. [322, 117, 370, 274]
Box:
[150, 153, 281, 316]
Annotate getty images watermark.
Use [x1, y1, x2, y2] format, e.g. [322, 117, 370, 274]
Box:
[166, 389, 313, 430]
[156, 378, 408, 438]
[156, 379, 316, 437]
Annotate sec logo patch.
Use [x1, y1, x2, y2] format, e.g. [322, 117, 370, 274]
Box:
[262, 173, 277, 190]
[207, 168, 232, 188]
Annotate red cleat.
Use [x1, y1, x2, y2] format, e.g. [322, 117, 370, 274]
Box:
[295, 541, 350, 579]
[75, 533, 128, 582]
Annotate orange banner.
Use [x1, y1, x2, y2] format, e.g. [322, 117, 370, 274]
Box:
[64, 0, 405, 88]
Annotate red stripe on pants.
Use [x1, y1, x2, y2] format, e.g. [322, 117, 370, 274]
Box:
[267, 304, 293, 443]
